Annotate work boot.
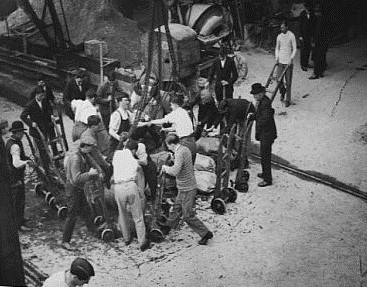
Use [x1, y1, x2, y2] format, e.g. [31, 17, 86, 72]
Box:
[198, 231, 213, 245]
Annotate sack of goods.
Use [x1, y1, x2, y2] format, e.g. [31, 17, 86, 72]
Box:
[194, 153, 216, 173]
[196, 137, 220, 156]
[195, 170, 216, 194]
[150, 151, 173, 172]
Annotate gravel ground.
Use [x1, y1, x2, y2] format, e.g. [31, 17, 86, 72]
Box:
[1, 31, 367, 286]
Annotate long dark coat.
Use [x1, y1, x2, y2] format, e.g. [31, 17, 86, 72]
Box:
[255, 95, 277, 142]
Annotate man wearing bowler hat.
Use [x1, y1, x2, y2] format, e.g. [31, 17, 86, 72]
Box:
[5, 121, 33, 231]
[248, 83, 277, 187]
[43, 257, 95, 286]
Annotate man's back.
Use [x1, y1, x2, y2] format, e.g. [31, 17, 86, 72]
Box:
[173, 145, 196, 191]
[42, 271, 67, 287]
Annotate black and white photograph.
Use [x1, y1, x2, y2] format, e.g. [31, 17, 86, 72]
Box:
[1, 0, 367, 286]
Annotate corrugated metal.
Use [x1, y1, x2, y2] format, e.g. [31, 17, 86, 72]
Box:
[0, 0, 17, 20]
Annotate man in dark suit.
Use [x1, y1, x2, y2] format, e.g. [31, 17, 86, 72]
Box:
[63, 70, 89, 120]
[309, 3, 328, 79]
[21, 86, 57, 166]
[0, 122, 25, 286]
[30, 75, 55, 105]
[208, 47, 238, 103]
[248, 83, 277, 187]
[299, 1, 314, 71]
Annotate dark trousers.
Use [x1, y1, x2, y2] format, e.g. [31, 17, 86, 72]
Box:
[11, 181, 25, 229]
[34, 128, 58, 169]
[142, 157, 158, 201]
[214, 83, 234, 102]
[62, 185, 94, 243]
[277, 63, 293, 103]
[300, 39, 312, 68]
[166, 189, 209, 237]
[101, 112, 111, 131]
[260, 139, 273, 183]
[313, 45, 327, 77]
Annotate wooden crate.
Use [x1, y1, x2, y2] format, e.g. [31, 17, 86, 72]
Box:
[84, 40, 108, 58]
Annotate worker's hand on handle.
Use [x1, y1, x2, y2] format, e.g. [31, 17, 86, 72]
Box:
[89, 168, 99, 177]
[247, 112, 255, 121]
[32, 122, 38, 128]
[137, 121, 148, 127]
[161, 165, 167, 173]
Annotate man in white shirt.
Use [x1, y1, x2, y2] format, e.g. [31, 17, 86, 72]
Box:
[42, 257, 95, 287]
[112, 139, 150, 251]
[108, 92, 134, 159]
[71, 89, 99, 142]
[5, 121, 32, 231]
[275, 20, 297, 107]
[140, 94, 197, 163]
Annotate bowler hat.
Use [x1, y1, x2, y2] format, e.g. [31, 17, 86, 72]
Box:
[250, 83, 265, 94]
[70, 257, 95, 280]
[9, 121, 27, 133]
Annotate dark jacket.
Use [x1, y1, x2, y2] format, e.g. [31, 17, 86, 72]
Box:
[63, 79, 88, 103]
[0, 136, 25, 287]
[30, 85, 55, 104]
[218, 98, 255, 132]
[63, 79, 89, 120]
[254, 96, 277, 142]
[5, 137, 27, 184]
[20, 98, 53, 139]
[208, 56, 238, 86]
[312, 13, 328, 48]
[299, 10, 314, 41]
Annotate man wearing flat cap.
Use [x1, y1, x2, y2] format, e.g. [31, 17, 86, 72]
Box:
[5, 121, 33, 231]
[248, 83, 277, 187]
[61, 136, 101, 251]
[43, 257, 95, 286]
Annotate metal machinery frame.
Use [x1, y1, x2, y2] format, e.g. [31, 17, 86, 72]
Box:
[211, 101, 254, 214]
[15, 0, 71, 54]
[211, 124, 238, 214]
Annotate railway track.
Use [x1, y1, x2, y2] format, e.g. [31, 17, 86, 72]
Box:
[249, 153, 367, 201]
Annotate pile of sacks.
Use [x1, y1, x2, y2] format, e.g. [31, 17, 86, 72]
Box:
[194, 137, 221, 194]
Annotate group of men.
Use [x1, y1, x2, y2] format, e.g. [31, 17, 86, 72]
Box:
[299, 2, 328, 79]
[3, 22, 286, 279]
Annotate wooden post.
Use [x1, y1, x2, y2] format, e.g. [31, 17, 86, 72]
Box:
[100, 41, 103, 86]
[5, 18, 10, 36]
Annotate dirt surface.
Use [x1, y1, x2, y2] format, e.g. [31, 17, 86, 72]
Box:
[1, 32, 367, 286]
